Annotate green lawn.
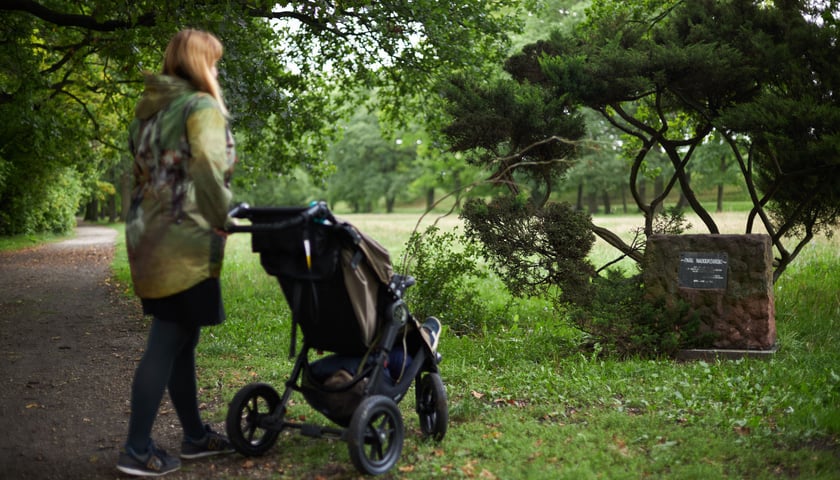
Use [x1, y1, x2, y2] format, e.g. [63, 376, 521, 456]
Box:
[104, 212, 839, 479]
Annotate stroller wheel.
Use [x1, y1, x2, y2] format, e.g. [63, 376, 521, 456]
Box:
[415, 372, 448, 441]
[347, 395, 404, 475]
[226, 382, 282, 456]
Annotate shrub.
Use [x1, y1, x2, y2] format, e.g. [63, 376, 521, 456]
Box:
[0, 163, 83, 235]
[461, 196, 596, 307]
[402, 225, 492, 336]
[569, 270, 705, 358]
[460, 196, 706, 357]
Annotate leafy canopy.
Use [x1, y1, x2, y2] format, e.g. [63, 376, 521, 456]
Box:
[0, 0, 522, 233]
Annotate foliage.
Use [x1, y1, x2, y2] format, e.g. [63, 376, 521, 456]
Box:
[0, 160, 84, 235]
[570, 270, 708, 358]
[518, 0, 840, 281]
[402, 225, 492, 336]
[459, 195, 702, 357]
[326, 110, 417, 212]
[233, 167, 324, 207]
[0, 0, 523, 234]
[461, 196, 596, 306]
[438, 72, 586, 207]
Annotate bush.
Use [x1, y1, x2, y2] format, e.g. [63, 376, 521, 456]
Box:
[403, 225, 492, 336]
[0, 163, 83, 235]
[569, 270, 705, 358]
[461, 196, 596, 307]
[460, 197, 708, 358]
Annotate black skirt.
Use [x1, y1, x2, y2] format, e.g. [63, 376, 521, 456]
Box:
[141, 277, 225, 327]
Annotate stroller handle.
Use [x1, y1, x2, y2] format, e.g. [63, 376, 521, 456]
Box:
[225, 201, 336, 233]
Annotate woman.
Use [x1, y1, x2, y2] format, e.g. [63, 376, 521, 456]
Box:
[118, 29, 237, 477]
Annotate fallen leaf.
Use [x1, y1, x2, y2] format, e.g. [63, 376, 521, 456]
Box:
[613, 435, 630, 457]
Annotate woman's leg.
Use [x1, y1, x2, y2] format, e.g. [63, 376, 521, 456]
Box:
[125, 318, 195, 452]
[167, 326, 205, 441]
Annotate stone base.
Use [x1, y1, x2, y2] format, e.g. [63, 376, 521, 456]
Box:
[644, 234, 776, 350]
[676, 344, 779, 361]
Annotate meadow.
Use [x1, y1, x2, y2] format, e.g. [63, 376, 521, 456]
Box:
[108, 210, 839, 479]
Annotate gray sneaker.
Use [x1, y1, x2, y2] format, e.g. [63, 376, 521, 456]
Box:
[180, 425, 235, 459]
[117, 441, 181, 477]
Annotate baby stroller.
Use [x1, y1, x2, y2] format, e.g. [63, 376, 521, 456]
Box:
[224, 202, 448, 475]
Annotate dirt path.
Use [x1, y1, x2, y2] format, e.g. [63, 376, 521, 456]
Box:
[0, 226, 255, 480]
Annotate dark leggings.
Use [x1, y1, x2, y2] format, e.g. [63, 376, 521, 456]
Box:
[126, 318, 205, 453]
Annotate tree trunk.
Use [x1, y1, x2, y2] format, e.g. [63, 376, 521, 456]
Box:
[106, 195, 115, 222]
[653, 176, 664, 214]
[716, 155, 726, 212]
[84, 200, 98, 222]
[576, 183, 584, 211]
[638, 178, 646, 205]
[602, 190, 611, 215]
[622, 187, 628, 213]
[587, 191, 598, 214]
[425, 187, 435, 211]
[676, 171, 692, 210]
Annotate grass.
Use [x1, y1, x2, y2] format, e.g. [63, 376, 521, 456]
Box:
[0, 230, 66, 250]
[105, 212, 840, 479]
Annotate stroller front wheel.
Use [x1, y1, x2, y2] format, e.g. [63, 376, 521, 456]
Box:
[226, 382, 282, 456]
[347, 395, 404, 475]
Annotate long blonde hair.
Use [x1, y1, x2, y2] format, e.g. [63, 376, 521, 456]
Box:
[163, 29, 228, 115]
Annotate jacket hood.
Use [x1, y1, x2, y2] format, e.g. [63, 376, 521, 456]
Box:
[135, 74, 196, 120]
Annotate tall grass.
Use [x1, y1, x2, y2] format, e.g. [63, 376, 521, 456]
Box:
[109, 213, 840, 479]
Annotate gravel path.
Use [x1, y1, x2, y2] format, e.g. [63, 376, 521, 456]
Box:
[0, 226, 257, 480]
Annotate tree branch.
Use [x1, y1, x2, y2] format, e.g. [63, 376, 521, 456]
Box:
[1, 0, 155, 30]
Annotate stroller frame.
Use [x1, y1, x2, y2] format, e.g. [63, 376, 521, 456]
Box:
[224, 202, 447, 475]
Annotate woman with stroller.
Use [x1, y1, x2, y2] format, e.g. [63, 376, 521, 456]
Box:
[118, 29, 237, 477]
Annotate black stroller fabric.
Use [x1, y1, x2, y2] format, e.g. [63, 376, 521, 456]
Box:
[250, 211, 393, 355]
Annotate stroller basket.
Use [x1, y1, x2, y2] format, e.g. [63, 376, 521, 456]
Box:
[224, 203, 448, 476]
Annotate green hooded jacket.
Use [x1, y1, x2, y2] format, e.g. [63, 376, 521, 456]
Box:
[126, 74, 236, 299]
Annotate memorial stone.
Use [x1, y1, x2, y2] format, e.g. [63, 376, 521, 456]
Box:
[643, 234, 776, 351]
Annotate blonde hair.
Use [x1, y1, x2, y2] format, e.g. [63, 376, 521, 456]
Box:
[163, 29, 228, 115]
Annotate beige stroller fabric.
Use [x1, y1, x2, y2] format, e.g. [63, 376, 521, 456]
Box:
[338, 219, 438, 354]
[339, 224, 394, 347]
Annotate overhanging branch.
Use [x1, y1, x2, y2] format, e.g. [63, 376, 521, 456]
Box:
[2, 0, 155, 30]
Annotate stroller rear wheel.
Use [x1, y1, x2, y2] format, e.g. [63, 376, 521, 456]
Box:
[226, 382, 282, 456]
[416, 372, 448, 441]
[347, 395, 404, 475]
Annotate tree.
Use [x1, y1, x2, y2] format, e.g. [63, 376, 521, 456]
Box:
[439, 72, 586, 207]
[561, 109, 633, 214]
[326, 110, 416, 213]
[689, 131, 744, 213]
[511, 0, 840, 281]
[0, 0, 522, 234]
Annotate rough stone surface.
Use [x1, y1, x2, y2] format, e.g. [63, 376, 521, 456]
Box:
[643, 234, 776, 350]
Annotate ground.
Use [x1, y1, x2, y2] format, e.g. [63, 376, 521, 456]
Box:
[0, 225, 287, 480]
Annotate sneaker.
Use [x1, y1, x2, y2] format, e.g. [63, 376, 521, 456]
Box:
[117, 441, 181, 477]
[421, 316, 442, 352]
[180, 424, 235, 459]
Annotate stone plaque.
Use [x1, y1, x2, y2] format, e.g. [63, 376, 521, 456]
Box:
[679, 252, 728, 289]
